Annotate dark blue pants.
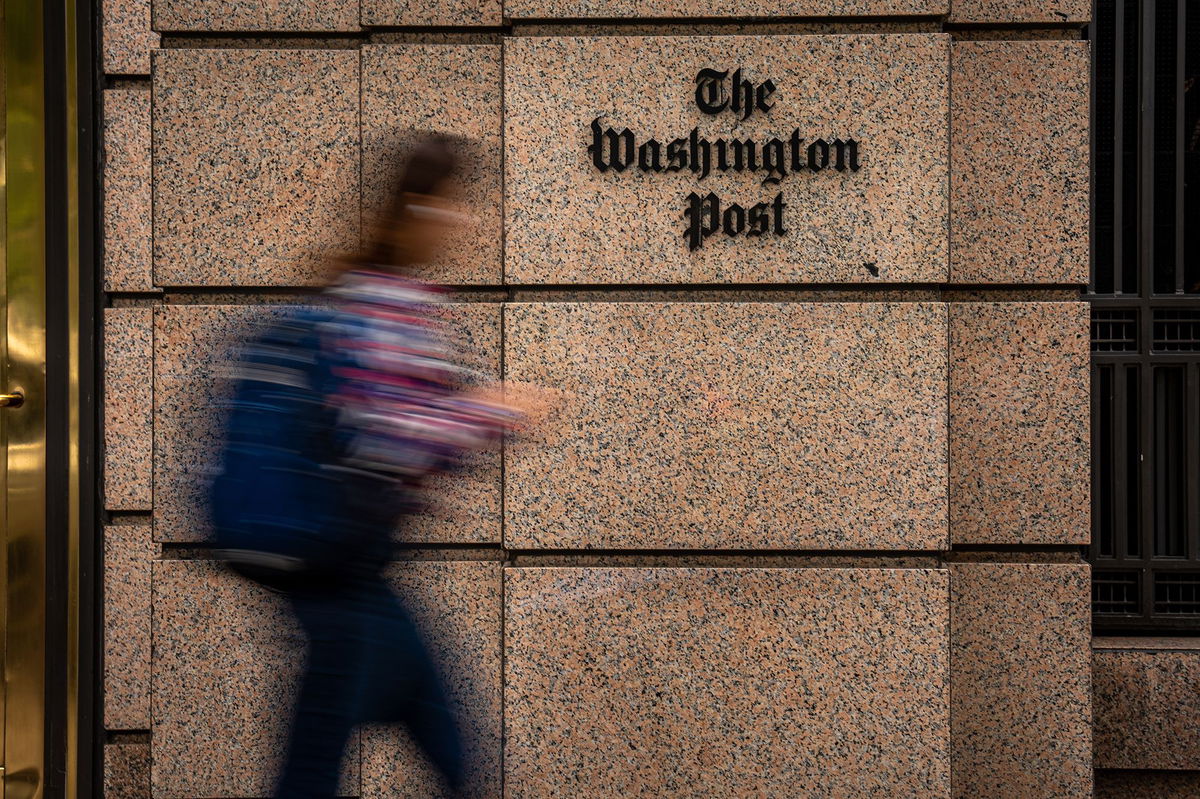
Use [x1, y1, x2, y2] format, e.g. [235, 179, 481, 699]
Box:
[273, 576, 465, 798]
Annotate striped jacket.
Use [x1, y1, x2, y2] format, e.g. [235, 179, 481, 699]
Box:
[323, 268, 520, 480]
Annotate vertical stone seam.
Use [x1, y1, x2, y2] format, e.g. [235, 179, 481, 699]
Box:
[942, 300, 950, 550]
[150, 306, 159, 544]
[147, 554, 157, 794]
[944, 30, 953, 283]
[149, 304, 156, 518]
[499, 38, 508, 288]
[499, 36, 511, 775]
[149, 50, 157, 290]
[946, 562, 957, 799]
[357, 46, 364, 291]
[498, 303, 508, 799]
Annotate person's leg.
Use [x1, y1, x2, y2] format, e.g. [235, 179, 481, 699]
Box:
[400, 650, 466, 794]
[359, 581, 466, 794]
[274, 587, 366, 799]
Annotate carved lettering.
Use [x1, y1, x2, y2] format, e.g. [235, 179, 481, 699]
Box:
[695, 67, 776, 120]
[684, 192, 786, 251]
[588, 69, 864, 249]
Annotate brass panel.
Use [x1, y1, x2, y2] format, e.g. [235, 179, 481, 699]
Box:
[3, 0, 48, 797]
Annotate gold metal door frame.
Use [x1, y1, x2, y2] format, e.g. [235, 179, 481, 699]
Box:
[0, 0, 87, 795]
[3, 0, 49, 794]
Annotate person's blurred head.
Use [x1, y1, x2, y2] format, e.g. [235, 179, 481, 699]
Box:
[351, 133, 465, 274]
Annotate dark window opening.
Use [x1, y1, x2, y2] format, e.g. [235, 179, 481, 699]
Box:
[1089, 0, 1200, 631]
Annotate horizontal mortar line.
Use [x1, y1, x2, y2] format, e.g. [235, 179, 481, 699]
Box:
[507, 13, 946, 25]
[156, 30, 368, 41]
[102, 76, 151, 89]
[505, 547, 945, 557]
[103, 510, 154, 523]
[506, 282, 1086, 293]
[506, 558, 942, 564]
[944, 545, 1090, 564]
[105, 291, 163, 300]
[155, 29, 509, 46]
[943, 556, 1090, 566]
[366, 25, 511, 34]
[156, 542, 942, 557]
[948, 544, 1088, 553]
[140, 283, 1089, 302]
[149, 546, 1089, 567]
[152, 283, 1085, 296]
[156, 541, 507, 560]
[942, 19, 1087, 31]
[947, 30, 1084, 40]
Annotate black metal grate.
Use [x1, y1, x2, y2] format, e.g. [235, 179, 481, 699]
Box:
[1153, 309, 1200, 351]
[1154, 573, 1200, 614]
[1092, 308, 1139, 351]
[1089, 0, 1200, 631]
[1094, 571, 1142, 614]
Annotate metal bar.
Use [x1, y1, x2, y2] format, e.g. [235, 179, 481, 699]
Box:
[72, 0, 100, 789]
[1177, 0, 1187, 294]
[1141, 356, 1154, 558]
[1140, 0, 1156, 301]
[1115, 363, 1130, 558]
[61, 0, 85, 788]
[1114, 0, 1126, 294]
[1188, 363, 1200, 565]
[1095, 363, 1110, 557]
[1135, 1, 1158, 620]
[1143, 565, 1155, 624]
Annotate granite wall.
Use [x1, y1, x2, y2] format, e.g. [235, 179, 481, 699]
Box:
[1093, 639, 1200, 797]
[99, 1, 1094, 797]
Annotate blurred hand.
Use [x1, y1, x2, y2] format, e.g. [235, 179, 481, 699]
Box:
[504, 380, 567, 429]
[467, 380, 566, 430]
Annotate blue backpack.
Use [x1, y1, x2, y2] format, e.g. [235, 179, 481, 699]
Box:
[209, 307, 399, 590]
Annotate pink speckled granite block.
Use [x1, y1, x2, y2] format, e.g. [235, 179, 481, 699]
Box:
[403, 303, 503, 544]
[950, 302, 1089, 545]
[103, 0, 158, 75]
[362, 45, 502, 285]
[105, 524, 156, 729]
[505, 567, 950, 797]
[505, 0, 944, 20]
[362, 561, 501, 798]
[152, 49, 359, 287]
[504, 302, 948, 550]
[1095, 648, 1200, 769]
[951, 41, 1090, 284]
[948, 0, 1089, 23]
[504, 35, 949, 284]
[363, 0, 499, 29]
[104, 742, 150, 799]
[105, 308, 153, 511]
[154, 303, 501, 543]
[154, 0, 359, 31]
[950, 562, 1091, 799]
[151, 559, 358, 797]
[103, 89, 155, 293]
[1096, 771, 1200, 799]
[153, 305, 268, 541]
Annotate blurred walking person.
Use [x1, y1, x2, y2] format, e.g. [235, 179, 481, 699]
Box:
[209, 134, 535, 798]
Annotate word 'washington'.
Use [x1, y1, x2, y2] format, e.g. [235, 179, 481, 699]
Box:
[585, 68, 863, 250]
[588, 121, 862, 185]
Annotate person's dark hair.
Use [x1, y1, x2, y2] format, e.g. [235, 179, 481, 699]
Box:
[353, 132, 462, 269]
